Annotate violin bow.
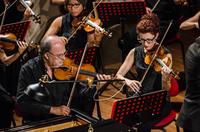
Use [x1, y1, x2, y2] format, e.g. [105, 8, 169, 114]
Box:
[151, 0, 161, 12]
[0, 0, 18, 33]
[66, 0, 103, 107]
[140, 20, 173, 85]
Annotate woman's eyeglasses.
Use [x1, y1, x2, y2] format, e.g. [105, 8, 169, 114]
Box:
[67, 3, 81, 9]
[137, 35, 156, 44]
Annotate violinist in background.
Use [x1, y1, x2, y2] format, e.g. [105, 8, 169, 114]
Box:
[51, 0, 95, 12]
[0, 34, 27, 129]
[43, 0, 104, 60]
[0, 0, 32, 24]
[116, 13, 172, 132]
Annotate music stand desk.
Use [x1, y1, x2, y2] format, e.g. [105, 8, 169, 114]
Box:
[111, 90, 167, 126]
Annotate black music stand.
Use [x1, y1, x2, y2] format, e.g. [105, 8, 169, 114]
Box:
[0, 20, 31, 41]
[93, 0, 146, 29]
[111, 90, 167, 127]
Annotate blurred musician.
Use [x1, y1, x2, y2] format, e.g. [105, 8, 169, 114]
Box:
[25, 0, 66, 44]
[0, 0, 31, 24]
[180, 11, 200, 30]
[176, 35, 200, 132]
[0, 35, 28, 129]
[0, 0, 32, 97]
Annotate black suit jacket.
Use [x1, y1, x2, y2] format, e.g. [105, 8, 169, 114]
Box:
[176, 36, 200, 131]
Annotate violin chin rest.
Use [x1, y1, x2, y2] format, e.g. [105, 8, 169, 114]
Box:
[24, 83, 49, 103]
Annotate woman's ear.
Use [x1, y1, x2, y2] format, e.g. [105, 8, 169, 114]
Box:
[155, 33, 159, 39]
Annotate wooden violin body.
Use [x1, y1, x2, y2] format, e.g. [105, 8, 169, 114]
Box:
[144, 45, 179, 79]
[144, 46, 171, 72]
[54, 57, 96, 82]
[0, 33, 17, 51]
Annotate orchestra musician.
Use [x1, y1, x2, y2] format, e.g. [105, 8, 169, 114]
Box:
[0, 0, 32, 24]
[176, 20, 200, 132]
[118, 0, 184, 61]
[115, 13, 172, 131]
[180, 11, 200, 30]
[17, 35, 99, 123]
[0, 35, 28, 129]
[42, 0, 104, 116]
[0, 0, 32, 97]
[43, 0, 104, 59]
[51, 0, 95, 12]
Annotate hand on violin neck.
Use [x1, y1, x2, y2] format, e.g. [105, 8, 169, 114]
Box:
[59, 36, 68, 45]
[17, 41, 28, 55]
[87, 31, 103, 47]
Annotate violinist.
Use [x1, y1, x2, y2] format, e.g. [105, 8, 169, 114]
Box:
[116, 13, 172, 131]
[17, 35, 97, 123]
[43, 0, 104, 64]
[0, 0, 32, 24]
[0, 34, 27, 129]
[0, 0, 32, 95]
[0, 35, 28, 65]
[119, 0, 183, 61]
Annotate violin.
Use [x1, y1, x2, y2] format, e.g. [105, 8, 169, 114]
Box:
[144, 44, 180, 79]
[0, 33, 17, 51]
[0, 33, 40, 54]
[71, 15, 112, 37]
[54, 57, 97, 82]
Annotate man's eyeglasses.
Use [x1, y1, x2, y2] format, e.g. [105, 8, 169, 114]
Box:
[67, 3, 81, 9]
[48, 51, 66, 59]
[137, 35, 156, 44]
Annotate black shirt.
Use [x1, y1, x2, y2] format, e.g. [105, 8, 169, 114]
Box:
[134, 45, 167, 94]
[17, 56, 70, 121]
[177, 36, 200, 131]
[17, 56, 96, 122]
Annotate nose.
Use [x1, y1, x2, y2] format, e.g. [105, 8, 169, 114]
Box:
[60, 55, 65, 61]
[144, 41, 149, 46]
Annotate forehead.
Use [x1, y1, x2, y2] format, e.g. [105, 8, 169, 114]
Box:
[50, 40, 65, 53]
[139, 32, 155, 39]
[68, 0, 80, 3]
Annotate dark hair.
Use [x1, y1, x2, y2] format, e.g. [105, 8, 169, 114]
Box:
[40, 37, 52, 56]
[65, 0, 86, 7]
[136, 13, 160, 35]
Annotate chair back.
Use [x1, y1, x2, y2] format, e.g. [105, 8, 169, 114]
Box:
[170, 77, 179, 96]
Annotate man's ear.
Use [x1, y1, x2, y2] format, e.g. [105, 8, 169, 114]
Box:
[44, 53, 49, 60]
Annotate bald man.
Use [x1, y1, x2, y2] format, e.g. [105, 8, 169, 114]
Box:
[17, 35, 70, 123]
